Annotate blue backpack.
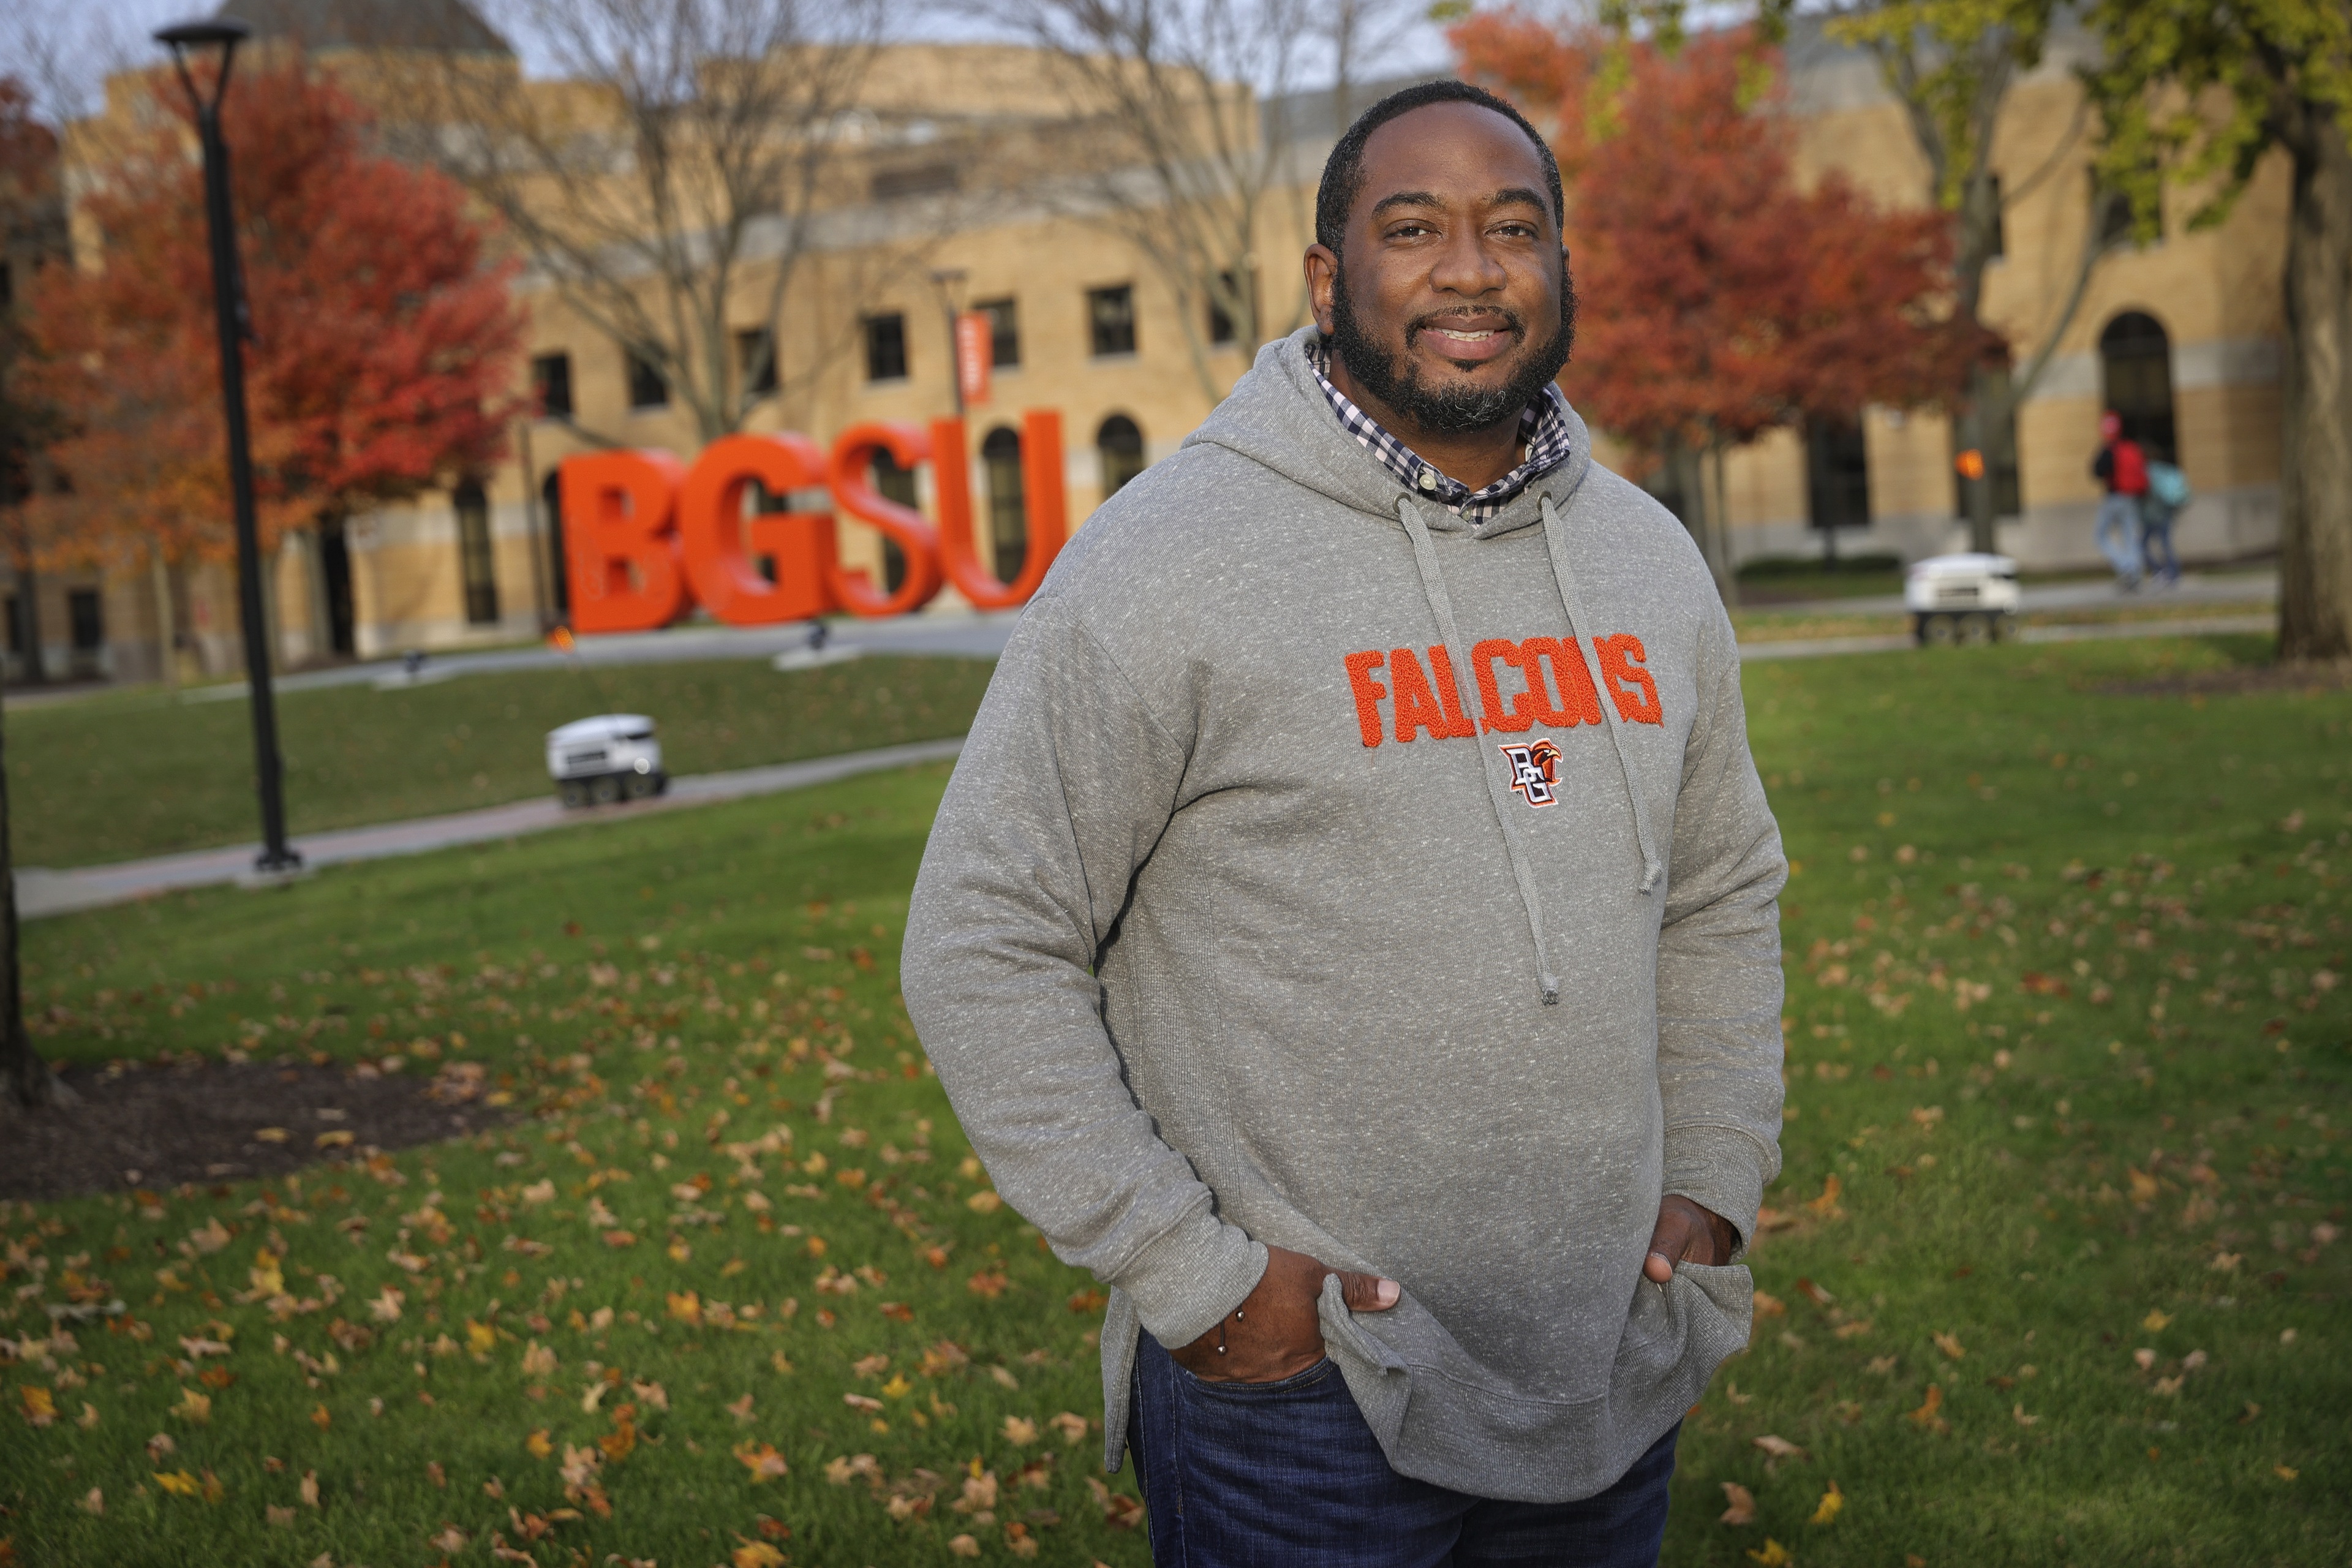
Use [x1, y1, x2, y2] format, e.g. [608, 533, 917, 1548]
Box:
[2147, 461, 2190, 509]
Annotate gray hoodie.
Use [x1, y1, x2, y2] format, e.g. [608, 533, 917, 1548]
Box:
[902, 326, 1785, 1504]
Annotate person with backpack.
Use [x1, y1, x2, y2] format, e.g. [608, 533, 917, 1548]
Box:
[2141, 456, 2190, 587]
[2091, 410, 2147, 589]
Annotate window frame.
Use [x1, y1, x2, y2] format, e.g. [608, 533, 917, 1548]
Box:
[1086, 284, 1137, 358]
[864, 312, 910, 383]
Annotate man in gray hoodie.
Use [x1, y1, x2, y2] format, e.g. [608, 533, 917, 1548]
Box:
[903, 80, 1785, 1566]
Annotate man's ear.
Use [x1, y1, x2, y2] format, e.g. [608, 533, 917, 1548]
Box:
[1304, 243, 1340, 336]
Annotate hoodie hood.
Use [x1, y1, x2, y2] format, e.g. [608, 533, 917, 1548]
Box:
[1184, 326, 1595, 540]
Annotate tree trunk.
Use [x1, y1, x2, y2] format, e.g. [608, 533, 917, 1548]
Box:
[150, 546, 180, 690]
[2277, 107, 2352, 664]
[14, 559, 43, 685]
[1708, 439, 1740, 608]
[1961, 363, 2000, 554]
[0, 700, 63, 1109]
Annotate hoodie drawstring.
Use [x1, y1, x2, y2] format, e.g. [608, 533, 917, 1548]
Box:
[1395, 497, 1562, 1006]
[1540, 495, 1665, 894]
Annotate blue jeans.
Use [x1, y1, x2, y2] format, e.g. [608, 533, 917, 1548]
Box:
[2095, 493, 2143, 583]
[2139, 499, 2179, 582]
[1126, 1331, 1679, 1567]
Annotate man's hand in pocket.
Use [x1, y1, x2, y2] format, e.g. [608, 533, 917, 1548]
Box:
[1643, 1195, 1738, 1283]
[1170, 1245, 1399, 1384]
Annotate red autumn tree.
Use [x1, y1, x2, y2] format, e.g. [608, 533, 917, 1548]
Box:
[1455, 15, 1992, 598]
[26, 55, 522, 595]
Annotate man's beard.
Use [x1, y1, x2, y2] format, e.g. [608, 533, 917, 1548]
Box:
[1328, 260, 1576, 437]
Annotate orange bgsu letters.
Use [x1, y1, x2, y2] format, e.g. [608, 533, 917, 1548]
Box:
[826, 423, 944, 617]
[676, 434, 840, 625]
[1424, 646, 1480, 738]
[562, 450, 690, 634]
[1343, 651, 1388, 748]
[928, 412, 1068, 610]
[1472, 638, 1535, 734]
[1594, 634, 1664, 725]
[1523, 636, 1605, 728]
[555, 415, 1066, 631]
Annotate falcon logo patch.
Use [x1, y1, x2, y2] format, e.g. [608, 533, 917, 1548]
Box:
[1499, 739, 1562, 807]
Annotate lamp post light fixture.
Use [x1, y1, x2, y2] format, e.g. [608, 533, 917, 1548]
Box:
[930, 267, 969, 417]
[154, 15, 301, 876]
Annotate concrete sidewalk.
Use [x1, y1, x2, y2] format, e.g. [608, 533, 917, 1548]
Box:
[14, 736, 964, 921]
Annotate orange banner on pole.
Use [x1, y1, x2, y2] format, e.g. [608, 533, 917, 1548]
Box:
[956, 312, 993, 406]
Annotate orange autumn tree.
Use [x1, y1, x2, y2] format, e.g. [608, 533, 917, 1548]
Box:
[1455, 15, 1992, 599]
[29, 55, 522, 648]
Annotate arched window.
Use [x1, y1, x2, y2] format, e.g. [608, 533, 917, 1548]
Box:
[1097, 415, 1146, 499]
[454, 480, 499, 625]
[542, 472, 568, 620]
[873, 450, 917, 594]
[981, 426, 1027, 583]
[2099, 311, 2176, 462]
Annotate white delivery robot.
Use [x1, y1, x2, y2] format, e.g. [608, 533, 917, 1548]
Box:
[1905, 553, 2021, 646]
[546, 714, 667, 807]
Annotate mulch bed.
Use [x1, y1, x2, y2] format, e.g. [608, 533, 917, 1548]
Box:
[2100, 658, 2352, 698]
[0, 1057, 511, 1202]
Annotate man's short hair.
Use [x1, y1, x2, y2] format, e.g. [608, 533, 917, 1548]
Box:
[1314, 80, 1564, 255]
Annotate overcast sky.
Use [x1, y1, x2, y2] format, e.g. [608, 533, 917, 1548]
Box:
[10, 0, 1469, 123]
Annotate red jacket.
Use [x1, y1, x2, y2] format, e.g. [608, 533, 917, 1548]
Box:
[2096, 439, 2149, 496]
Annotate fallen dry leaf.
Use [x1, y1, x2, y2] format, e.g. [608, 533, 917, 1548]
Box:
[1752, 1435, 1808, 1461]
[1752, 1291, 1787, 1318]
[2143, 1309, 2174, 1332]
[300, 1471, 320, 1508]
[1003, 1415, 1039, 1446]
[1932, 1332, 1966, 1361]
[1746, 1540, 1790, 1567]
[80, 1488, 103, 1516]
[1719, 1481, 1757, 1526]
[1050, 1411, 1090, 1446]
[1795, 1278, 1834, 1308]
[731, 1544, 786, 1568]
[18, 1388, 56, 1428]
[947, 1537, 981, 1559]
[733, 1442, 788, 1482]
[1803, 1175, 1842, 1215]
[153, 1470, 200, 1497]
[1906, 1384, 1947, 1430]
[726, 1393, 756, 1423]
[1809, 1479, 1844, 1526]
[525, 1429, 553, 1458]
[2013, 1403, 2038, 1427]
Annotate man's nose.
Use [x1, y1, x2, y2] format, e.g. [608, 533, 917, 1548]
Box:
[1428, 222, 1509, 296]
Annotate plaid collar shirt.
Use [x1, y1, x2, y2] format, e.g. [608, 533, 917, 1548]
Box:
[1309, 337, 1577, 524]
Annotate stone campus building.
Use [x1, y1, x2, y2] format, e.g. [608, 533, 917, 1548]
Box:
[16, 2, 2292, 682]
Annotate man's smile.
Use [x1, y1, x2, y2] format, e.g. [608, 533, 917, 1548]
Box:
[1411, 311, 1520, 367]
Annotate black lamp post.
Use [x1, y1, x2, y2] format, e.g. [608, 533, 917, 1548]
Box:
[155, 16, 300, 875]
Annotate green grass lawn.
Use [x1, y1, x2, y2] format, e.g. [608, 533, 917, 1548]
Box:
[4, 654, 995, 869]
[2, 632, 2348, 1566]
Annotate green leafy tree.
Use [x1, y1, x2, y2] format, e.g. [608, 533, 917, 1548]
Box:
[2079, 1, 2352, 662]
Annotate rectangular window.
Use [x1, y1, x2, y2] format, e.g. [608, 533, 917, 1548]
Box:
[974, 298, 1019, 370]
[1087, 284, 1136, 358]
[1805, 416, 1871, 532]
[0, 261, 12, 308]
[870, 163, 961, 202]
[1986, 175, 2005, 262]
[865, 313, 908, 382]
[736, 328, 778, 398]
[456, 484, 500, 625]
[1207, 270, 1255, 346]
[532, 352, 573, 418]
[67, 588, 102, 650]
[625, 352, 668, 411]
